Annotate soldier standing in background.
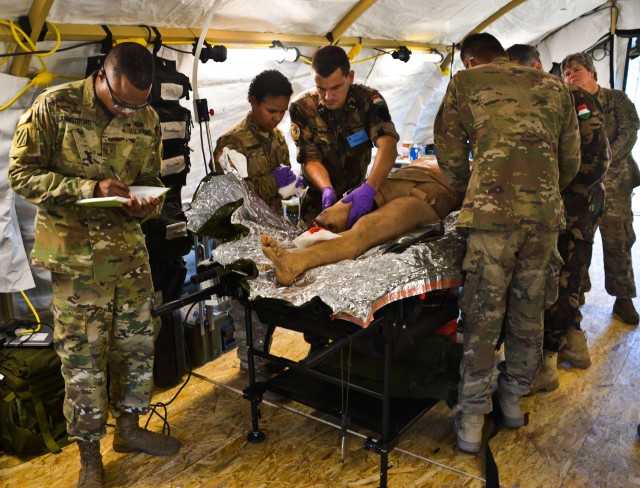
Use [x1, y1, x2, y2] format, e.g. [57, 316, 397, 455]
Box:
[562, 52, 640, 325]
[434, 33, 581, 453]
[290, 45, 399, 227]
[213, 69, 297, 213]
[8, 42, 180, 488]
[507, 44, 610, 392]
[213, 69, 296, 376]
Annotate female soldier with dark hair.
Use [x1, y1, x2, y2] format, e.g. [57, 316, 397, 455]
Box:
[213, 69, 297, 212]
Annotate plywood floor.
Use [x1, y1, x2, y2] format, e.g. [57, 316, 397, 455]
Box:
[3, 225, 640, 488]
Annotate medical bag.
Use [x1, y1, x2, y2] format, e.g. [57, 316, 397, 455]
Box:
[0, 346, 72, 455]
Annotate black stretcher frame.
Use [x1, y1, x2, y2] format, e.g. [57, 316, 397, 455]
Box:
[240, 288, 458, 488]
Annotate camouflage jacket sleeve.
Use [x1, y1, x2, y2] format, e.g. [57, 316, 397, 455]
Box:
[360, 87, 399, 146]
[213, 123, 290, 211]
[604, 89, 639, 165]
[8, 93, 98, 206]
[433, 77, 471, 193]
[566, 87, 610, 194]
[556, 84, 581, 190]
[133, 113, 164, 221]
[289, 97, 319, 164]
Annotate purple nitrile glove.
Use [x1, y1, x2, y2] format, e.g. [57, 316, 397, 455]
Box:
[321, 186, 337, 209]
[272, 165, 297, 188]
[342, 182, 377, 229]
[295, 175, 304, 188]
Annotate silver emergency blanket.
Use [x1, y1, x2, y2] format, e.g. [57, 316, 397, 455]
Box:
[186, 173, 465, 326]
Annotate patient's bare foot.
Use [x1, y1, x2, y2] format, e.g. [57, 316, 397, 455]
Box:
[261, 234, 303, 286]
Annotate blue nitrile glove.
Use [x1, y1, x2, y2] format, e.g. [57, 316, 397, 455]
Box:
[321, 186, 337, 209]
[272, 165, 297, 188]
[342, 182, 377, 229]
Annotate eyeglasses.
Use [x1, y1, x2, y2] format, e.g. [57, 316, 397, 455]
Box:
[101, 67, 150, 114]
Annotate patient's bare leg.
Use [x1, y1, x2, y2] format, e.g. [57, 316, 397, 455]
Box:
[261, 197, 439, 285]
[314, 200, 350, 233]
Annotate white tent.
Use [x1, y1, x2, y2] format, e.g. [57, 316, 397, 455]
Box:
[1, 0, 639, 312]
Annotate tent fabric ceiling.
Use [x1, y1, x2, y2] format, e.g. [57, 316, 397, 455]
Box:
[18, 0, 615, 48]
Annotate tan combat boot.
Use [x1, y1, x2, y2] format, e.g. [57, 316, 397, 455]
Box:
[498, 391, 524, 428]
[558, 328, 591, 369]
[529, 351, 559, 394]
[113, 413, 181, 456]
[454, 412, 484, 453]
[77, 440, 104, 488]
[613, 298, 640, 325]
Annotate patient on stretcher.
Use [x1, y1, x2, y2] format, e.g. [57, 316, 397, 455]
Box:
[261, 158, 464, 285]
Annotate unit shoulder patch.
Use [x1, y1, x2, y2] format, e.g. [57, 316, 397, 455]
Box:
[371, 94, 384, 106]
[15, 127, 28, 147]
[291, 123, 300, 141]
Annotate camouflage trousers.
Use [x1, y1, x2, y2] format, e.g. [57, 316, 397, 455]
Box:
[50, 263, 156, 441]
[544, 231, 594, 351]
[458, 229, 560, 414]
[582, 187, 636, 298]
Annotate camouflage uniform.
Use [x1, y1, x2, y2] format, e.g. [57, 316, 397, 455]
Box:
[434, 57, 581, 413]
[290, 84, 399, 223]
[8, 76, 163, 441]
[213, 112, 291, 213]
[544, 86, 610, 352]
[582, 87, 640, 299]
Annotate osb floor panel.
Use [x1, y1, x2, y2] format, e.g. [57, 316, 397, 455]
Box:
[3, 224, 640, 487]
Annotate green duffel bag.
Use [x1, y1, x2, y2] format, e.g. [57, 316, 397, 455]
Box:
[0, 346, 72, 455]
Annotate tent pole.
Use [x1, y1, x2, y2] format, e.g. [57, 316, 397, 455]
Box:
[9, 0, 54, 77]
[438, 0, 529, 74]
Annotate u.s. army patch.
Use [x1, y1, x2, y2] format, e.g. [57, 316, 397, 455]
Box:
[15, 127, 28, 147]
[18, 109, 32, 126]
[291, 123, 300, 141]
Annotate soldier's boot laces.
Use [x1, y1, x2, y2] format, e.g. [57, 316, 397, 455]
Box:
[113, 413, 181, 456]
[498, 391, 524, 429]
[454, 412, 484, 453]
[77, 440, 104, 488]
[529, 351, 559, 394]
[613, 298, 640, 325]
[558, 328, 591, 369]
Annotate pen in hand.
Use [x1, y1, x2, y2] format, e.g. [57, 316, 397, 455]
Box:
[109, 164, 123, 181]
[106, 164, 131, 200]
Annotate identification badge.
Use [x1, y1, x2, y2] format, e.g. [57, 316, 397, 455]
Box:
[347, 129, 368, 148]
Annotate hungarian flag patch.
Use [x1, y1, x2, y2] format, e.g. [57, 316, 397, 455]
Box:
[577, 104, 591, 119]
[371, 94, 384, 106]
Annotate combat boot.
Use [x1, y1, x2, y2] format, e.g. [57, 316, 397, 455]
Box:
[113, 413, 180, 456]
[613, 298, 640, 325]
[453, 412, 484, 453]
[498, 391, 524, 428]
[77, 440, 104, 488]
[558, 328, 591, 369]
[529, 351, 559, 394]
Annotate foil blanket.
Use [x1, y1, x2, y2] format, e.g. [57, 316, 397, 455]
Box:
[186, 173, 466, 327]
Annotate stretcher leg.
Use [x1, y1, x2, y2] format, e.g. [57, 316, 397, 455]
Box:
[244, 301, 265, 443]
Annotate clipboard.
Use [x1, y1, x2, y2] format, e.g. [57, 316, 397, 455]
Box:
[76, 186, 169, 207]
